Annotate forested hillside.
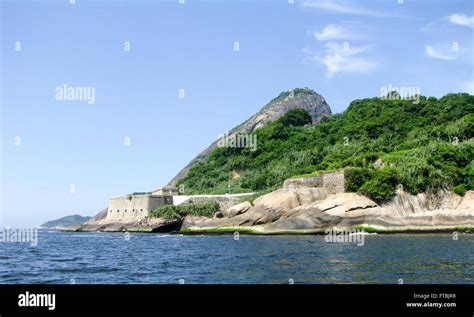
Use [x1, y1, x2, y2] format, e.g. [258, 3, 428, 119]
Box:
[177, 92, 473, 202]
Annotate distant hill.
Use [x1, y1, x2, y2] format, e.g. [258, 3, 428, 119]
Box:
[40, 214, 92, 228]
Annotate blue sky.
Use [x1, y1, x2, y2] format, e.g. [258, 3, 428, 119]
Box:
[1, 0, 473, 227]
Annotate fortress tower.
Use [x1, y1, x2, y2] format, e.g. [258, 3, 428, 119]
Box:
[106, 187, 178, 221]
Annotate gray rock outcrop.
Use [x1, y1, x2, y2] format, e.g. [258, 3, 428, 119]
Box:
[182, 189, 474, 234]
[76, 216, 181, 233]
[223, 201, 252, 218]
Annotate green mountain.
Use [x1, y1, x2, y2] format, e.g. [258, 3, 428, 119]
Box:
[177, 91, 473, 202]
[41, 214, 92, 228]
[168, 88, 332, 186]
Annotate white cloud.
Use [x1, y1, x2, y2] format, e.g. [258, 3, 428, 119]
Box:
[448, 14, 474, 28]
[422, 14, 474, 32]
[302, 0, 387, 17]
[305, 42, 376, 77]
[425, 45, 456, 60]
[314, 24, 360, 41]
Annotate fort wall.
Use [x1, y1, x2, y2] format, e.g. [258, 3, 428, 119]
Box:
[174, 193, 254, 211]
[283, 170, 345, 194]
[107, 194, 172, 220]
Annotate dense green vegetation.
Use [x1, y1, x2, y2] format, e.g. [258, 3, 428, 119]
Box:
[279, 108, 312, 127]
[177, 93, 473, 202]
[345, 167, 398, 202]
[150, 201, 219, 220]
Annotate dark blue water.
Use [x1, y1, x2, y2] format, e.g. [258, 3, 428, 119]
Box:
[0, 230, 472, 284]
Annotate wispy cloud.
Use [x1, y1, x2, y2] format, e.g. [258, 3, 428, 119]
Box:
[420, 21, 436, 32]
[304, 42, 376, 77]
[425, 45, 456, 60]
[314, 24, 362, 41]
[302, 0, 389, 17]
[422, 14, 474, 31]
[448, 14, 474, 28]
[305, 21, 376, 77]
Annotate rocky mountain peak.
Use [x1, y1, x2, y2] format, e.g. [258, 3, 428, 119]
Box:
[168, 88, 332, 186]
[232, 88, 331, 134]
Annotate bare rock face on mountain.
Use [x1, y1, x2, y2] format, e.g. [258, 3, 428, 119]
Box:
[168, 88, 332, 186]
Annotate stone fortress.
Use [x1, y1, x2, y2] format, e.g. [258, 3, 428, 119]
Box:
[106, 185, 252, 221]
[106, 171, 346, 222]
[106, 186, 179, 221]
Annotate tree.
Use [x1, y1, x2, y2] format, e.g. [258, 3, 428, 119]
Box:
[279, 108, 312, 127]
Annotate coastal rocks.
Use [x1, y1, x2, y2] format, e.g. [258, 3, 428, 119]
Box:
[89, 208, 108, 222]
[252, 187, 328, 210]
[213, 212, 224, 220]
[74, 187, 474, 234]
[76, 217, 181, 233]
[456, 191, 474, 212]
[223, 201, 252, 218]
[182, 190, 474, 234]
[373, 190, 474, 229]
[379, 190, 473, 218]
[182, 215, 214, 229]
[264, 193, 380, 232]
[181, 206, 283, 229]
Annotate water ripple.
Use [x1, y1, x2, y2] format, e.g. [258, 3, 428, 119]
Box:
[0, 230, 472, 284]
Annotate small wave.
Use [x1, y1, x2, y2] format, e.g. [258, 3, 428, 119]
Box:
[0, 272, 41, 279]
[65, 234, 111, 238]
[49, 257, 82, 262]
[52, 267, 121, 273]
[156, 234, 184, 238]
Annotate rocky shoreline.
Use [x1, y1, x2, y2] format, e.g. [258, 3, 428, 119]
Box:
[180, 189, 473, 234]
[63, 90, 473, 236]
[69, 187, 474, 235]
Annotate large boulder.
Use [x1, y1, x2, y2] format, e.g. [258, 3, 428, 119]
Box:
[77, 217, 181, 233]
[264, 193, 379, 232]
[223, 201, 252, 218]
[181, 215, 215, 230]
[253, 187, 327, 210]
